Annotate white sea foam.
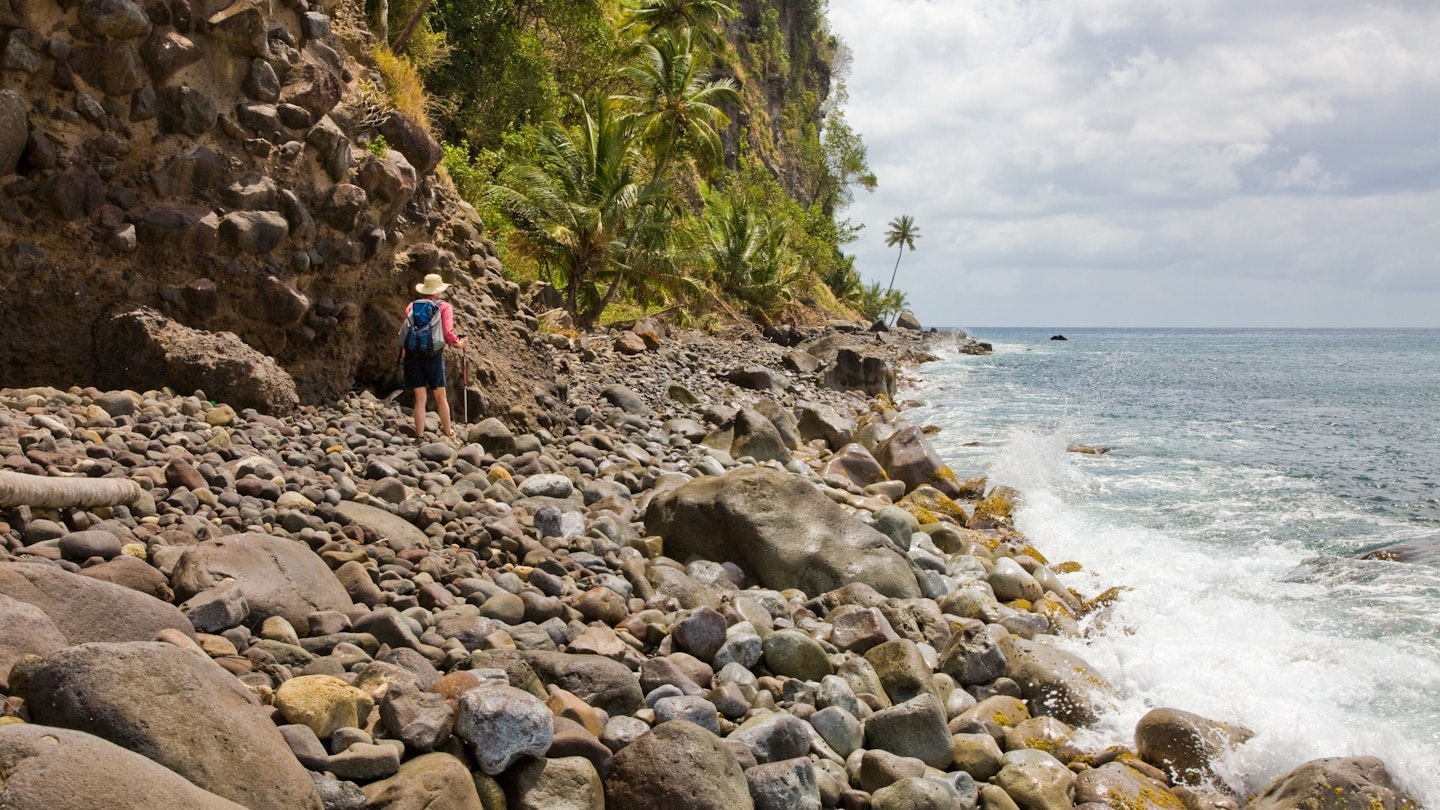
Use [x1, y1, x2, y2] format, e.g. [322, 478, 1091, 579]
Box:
[986, 423, 1440, 804]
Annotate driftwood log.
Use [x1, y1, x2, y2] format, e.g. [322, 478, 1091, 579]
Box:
[0, 471, 143, 510]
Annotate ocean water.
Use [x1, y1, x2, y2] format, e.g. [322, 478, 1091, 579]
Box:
[908, 328, 1440, 803]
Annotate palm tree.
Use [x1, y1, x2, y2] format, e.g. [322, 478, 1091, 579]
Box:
[621, 0, 737, 51]
[701, 187, 801, 317]
[883, 214, 919, 299]
[855, 282, 909, 324]
[489, 95, 687, 329]
[618, 26, 740, 186]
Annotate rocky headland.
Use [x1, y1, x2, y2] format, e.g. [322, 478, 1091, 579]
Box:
[0, 319, 1422, 810]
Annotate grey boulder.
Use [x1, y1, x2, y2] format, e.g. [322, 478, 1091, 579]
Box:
[0, 561, 193, 645]
[170, 532, 353, 633]
[25, 641, 323, 809]
[645, 467, 920, 599]
[1245, 756, 1419, 810]
[0, 724, 247, 810]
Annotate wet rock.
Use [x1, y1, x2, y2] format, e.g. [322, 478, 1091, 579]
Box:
[1245, 756, 1418, 810]
[1135, 707, 1253, 785]
[646, 466, 920, 599]
[1074, 762, 1185, 809]
[999, 636, 1117, 726]
[0, 724, 248, 810]
[27, 641, 323, 809]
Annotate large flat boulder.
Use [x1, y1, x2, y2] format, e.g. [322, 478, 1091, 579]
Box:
[645, 467, 921, 599]
[0, 561, 193, 645]
[170, 532, 353, 633]
[336, 500, 431, 551]
[0, 724, 248, 810]
[96, 307, 298, 415]
[25, 641, 323, 809]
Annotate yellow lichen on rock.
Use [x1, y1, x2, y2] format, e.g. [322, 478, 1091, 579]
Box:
[1081, 586, 1132, 616]
[897, 485, 969, 527]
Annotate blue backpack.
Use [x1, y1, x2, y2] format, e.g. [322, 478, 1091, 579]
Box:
[401, 299, 445, 357]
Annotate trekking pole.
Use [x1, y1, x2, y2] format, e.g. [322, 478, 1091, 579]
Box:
[460, 337, 468, 426]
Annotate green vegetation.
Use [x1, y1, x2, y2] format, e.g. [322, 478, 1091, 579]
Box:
[378, 0, 876, 328]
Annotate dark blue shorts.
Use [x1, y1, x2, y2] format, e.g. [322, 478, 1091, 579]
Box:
[403, 352, 446, 390]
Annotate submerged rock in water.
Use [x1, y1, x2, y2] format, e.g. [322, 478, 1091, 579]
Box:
[1359, 535, 1440, 567]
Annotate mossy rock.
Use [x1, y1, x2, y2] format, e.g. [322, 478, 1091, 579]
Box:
[897, 485, 969, 527]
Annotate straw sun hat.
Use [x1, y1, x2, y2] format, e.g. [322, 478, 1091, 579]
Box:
[415, 273, 450, 295]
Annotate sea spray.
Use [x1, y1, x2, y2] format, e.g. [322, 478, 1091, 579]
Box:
[911, 328, 1440, 804]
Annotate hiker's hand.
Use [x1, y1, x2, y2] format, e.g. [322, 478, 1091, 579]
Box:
[456, 336, 468, 348]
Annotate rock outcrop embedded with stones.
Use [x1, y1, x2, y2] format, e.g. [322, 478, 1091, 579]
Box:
[0, 0, 558, 424]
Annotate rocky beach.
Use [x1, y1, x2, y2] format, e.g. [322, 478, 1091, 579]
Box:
[0, 321, 1422, 810]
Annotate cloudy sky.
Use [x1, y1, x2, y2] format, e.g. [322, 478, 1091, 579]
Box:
[825, 0, 1440, 328]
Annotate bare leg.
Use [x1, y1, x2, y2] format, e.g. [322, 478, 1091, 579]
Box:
[412, 387, 427, 437]
[434, 386, 452, 437]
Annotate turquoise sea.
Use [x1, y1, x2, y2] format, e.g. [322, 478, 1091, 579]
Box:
[909, 328, 1440, 803]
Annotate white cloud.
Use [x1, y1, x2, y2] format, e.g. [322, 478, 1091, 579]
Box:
[826, 0, 1440, 326]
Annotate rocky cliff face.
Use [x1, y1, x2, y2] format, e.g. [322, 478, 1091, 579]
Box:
[0, 0, 559, 424]
[721, 0, 834, 204]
